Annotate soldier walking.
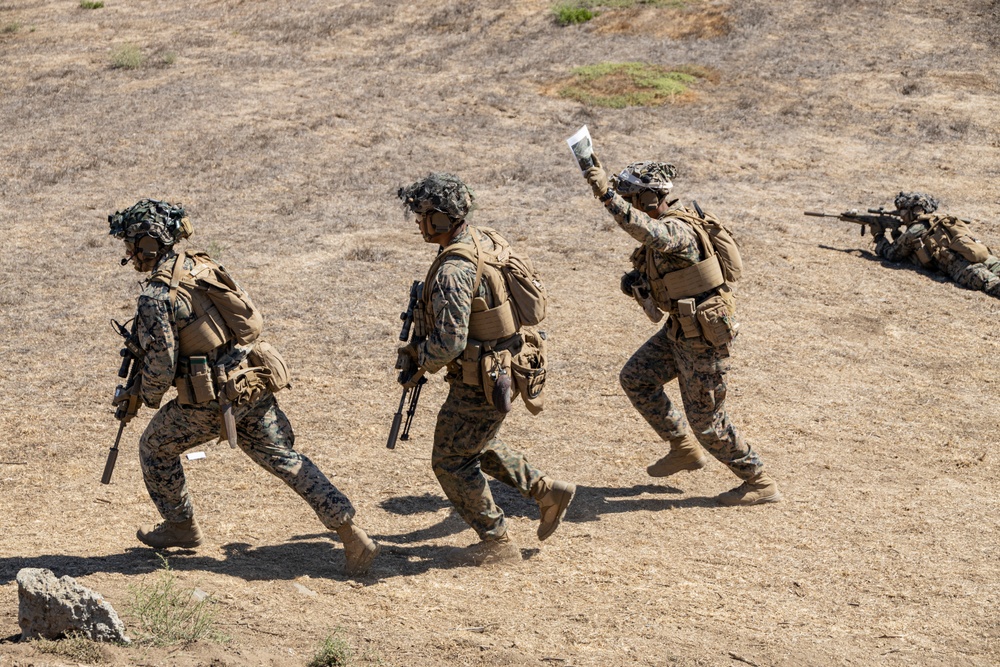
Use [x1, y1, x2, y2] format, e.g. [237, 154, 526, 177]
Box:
[107, 199, 378, 575]
[581, 159, 781, 505]
[396, 174, 576, 563]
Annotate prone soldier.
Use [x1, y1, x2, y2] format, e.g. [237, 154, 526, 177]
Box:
[107, 199, 379, 575]
[396, 173, 576, 563]
[873, 192, 1000, 298]
[582, 158, 781, 506]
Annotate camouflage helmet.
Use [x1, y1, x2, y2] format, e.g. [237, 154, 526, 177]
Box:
[108, 198, 191, 246]
[894, 191, 939, 214]
[612, 162, 678, 197]
[397, 173, 476, 221]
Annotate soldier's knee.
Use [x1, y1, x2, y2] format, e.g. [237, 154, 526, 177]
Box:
[619, 362, 649, 396]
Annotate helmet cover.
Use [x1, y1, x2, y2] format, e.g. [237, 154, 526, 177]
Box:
[108, 198, 190, 246]
[894, 191, 939, 214]
[612, 162, 677, 198]
[397, 173, 476, 221]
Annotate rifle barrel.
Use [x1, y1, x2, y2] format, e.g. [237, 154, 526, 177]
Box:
[101, 420, 126, 484]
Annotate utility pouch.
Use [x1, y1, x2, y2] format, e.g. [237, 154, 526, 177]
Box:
[189, 356, 217, 404]
[247, 340, 291, 392]
[695, 286, 739, 348]
[225, 368, 271, 406]
[481, 349, 513, 414]
[677, 299, 701, 338]
[461, 339, 483, 386]
[511, 328, 547, 415]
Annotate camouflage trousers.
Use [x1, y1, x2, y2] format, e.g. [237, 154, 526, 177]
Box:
[939, 253, 1000, 297]
[619, 325, 763, 480]
[432, 381, 545, 540]
[139, 393, 355, 529]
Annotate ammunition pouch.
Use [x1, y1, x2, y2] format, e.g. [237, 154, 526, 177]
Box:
[669, 285, 739, 349]
[915, 238, 934, 267]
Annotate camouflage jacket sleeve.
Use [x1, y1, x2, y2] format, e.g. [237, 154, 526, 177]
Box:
[135, 283, 178, 408]
[418, 255, 475, 373]
[603, 193, 701, 258]
[875, 222, 928, 262]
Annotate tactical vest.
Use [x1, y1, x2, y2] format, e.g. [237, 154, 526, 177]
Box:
[149, 250, 264, 358]
[632, 206, 741, 347]
[420, 227, 520, 344]
[419, 227, 548, 413]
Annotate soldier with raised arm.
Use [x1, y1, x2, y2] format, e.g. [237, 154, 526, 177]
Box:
[582, 159, 781, 506]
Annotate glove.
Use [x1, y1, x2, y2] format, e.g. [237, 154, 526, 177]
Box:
[584, 153, 609, 199]
[395, 343, 420, 386]
[620, 270, 641, 296]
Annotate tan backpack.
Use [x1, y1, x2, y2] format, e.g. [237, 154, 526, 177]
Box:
[151, 250, 264, 355]
[922, 215, 990, 264]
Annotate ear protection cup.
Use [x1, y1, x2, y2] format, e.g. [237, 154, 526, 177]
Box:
[136, 235, 161, 259]
[429, 211, 453, 234]
[638, 191, 660, 210]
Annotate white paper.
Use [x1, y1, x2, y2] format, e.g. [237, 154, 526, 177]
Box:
[566, 125, 595, 173]
[186, 451, 207, 461]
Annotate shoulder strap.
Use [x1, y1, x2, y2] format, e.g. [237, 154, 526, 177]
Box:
[426, 227, 486, 294]
[168, 249, 188, 308]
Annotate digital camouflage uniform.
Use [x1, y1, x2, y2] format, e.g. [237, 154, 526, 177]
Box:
[135, 252, 356, 528]
[603, 193, 765, 480]
[875, 217, 1000, 298]
[419, 226, 545, 540]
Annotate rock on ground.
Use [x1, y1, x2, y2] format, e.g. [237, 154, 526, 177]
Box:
[16, 568, 130, 644]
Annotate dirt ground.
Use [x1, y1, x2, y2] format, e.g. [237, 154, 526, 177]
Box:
[0, 0, 998, 665]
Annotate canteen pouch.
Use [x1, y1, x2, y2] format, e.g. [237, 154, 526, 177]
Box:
[189, 356, 217, 404]
[247, 340, 291, 392]
[695, 286, 739, 348]
[461, 339, 483, 386]
[511, 328, 547, 415]
[480, 349, 513, 414]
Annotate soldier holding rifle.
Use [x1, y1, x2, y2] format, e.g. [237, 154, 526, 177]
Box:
[106, 199, 378, 575]
[395, 173, 576, 564]
[808, 191, 1000, 298]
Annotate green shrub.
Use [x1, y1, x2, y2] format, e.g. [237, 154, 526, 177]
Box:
[126, 555, 220, 646]
[554, 4, 595, 24]
[1, 22, 20, 34]
[308, 631, 354, 667]
[80, 1, 105, 8]
[110, 43, 144, 70]
[559, 61, 709, 108]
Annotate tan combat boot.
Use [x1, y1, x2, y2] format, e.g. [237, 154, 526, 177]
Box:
[717, 472, 782, 506]
[647, 434, 708, 478]
[336, 521, 380, 576]
[136, 517, 203, 549]
[534, 477, 577, 541]
[449, 532, 521, 567]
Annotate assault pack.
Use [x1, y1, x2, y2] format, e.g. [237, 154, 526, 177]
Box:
[915, 214, 991, 266]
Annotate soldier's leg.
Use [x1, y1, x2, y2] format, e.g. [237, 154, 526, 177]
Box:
[432, 384, 507, 541]
[948, 257, 1000, 296]
[619, 325, 687, 441]
[479, 433, 545, 498]
[236, 395, 355, 530]
[674, 343, 763, 481]
[139, 400, 220, 522]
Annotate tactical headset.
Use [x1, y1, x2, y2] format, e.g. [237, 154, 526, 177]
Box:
[635, 190, 661, 210]
[425, 210, 455, 234]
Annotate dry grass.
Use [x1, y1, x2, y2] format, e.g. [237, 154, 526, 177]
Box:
[0, 0, 999, 665]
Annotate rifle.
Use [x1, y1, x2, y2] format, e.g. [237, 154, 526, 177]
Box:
[804, 207, 906, 237]
[102, 318, 144, 484]
[387, 280, 427, 449]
